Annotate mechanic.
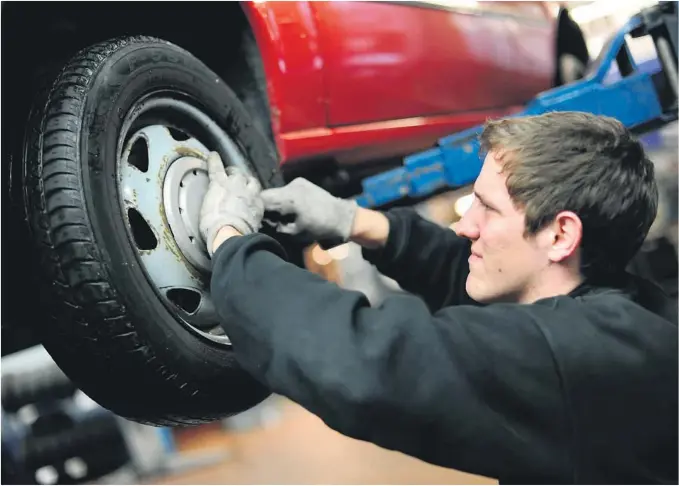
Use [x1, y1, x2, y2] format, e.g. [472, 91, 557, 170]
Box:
[199, 111, 677, 484]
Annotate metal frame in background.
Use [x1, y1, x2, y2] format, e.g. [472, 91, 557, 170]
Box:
[355, 1, 678, 209]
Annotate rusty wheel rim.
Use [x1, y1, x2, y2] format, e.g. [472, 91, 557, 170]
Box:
[116, 95, 250, 346]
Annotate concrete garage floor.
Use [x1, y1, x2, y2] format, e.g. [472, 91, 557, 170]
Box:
[154, 398, 496, 485]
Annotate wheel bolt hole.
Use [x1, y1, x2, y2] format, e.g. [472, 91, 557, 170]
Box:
[127, 208, 157, 251]
[179, 181, 184, 188]
[168, 127, 191, 141]
[192, 170, 197, 176]
[167, 288, 201, 314]
[189, 236, 195, 243]
[127, 137, 149, 173]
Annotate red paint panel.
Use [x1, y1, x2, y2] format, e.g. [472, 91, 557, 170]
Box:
[279, 105, 525, 165]
[244, 1, 557, 165]
[243, 1, 326, 158]
[498, 3, 556, 100]
[312, 2, 531, 126]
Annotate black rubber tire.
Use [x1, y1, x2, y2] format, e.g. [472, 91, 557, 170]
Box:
[21, 36, 282, 426]
[23, 414, 127, 471]
[1, 366, 77, 413]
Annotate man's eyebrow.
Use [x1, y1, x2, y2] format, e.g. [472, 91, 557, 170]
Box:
[474, 191, 500, 211]
[473, 191, 490, 206]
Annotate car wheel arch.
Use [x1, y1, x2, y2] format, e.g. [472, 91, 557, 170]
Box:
[4, 3, 275, 150]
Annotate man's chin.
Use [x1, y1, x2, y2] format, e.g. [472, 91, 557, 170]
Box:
[466, 276, 489, 303]
[466, 275, 507, 304]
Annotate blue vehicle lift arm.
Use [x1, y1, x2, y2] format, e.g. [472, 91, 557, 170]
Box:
[355, 2, 678, 209]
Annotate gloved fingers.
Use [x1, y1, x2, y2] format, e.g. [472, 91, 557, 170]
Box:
[251, 195, 265, 217]
[260, 186, 286, 199]
[223, 166, 261, 193]
[273, 221, 300, 235]
[261, 187, 294, 209]
[226, 170, 249, 188]
[289, 177, 314, 190]
[246, 175, 262, 193]
[261, 216, 278, 226]
[199, 211, 221, 243]
[260, 218, 299, 235]
[261, 217, 276, 229]
[207, 152, 228, 184]
[225, 165, 248, 177]
[260, 197, 297, 216]
[199, 186, 222, 215]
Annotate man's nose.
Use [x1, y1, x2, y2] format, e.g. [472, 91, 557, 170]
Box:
[454, 212, 479, 240]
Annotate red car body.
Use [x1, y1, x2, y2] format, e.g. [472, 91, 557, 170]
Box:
[242, 1, 564, 167]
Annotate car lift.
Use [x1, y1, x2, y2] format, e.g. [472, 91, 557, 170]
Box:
[353, 2, 678, 210]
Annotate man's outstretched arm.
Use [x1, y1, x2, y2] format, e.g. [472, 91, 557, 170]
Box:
[261, 178, 475, 311]
[354, 206, 476, 310]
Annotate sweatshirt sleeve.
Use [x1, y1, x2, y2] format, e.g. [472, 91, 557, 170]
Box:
[210, 233, 572, 482]
[362, 207, 477, 310]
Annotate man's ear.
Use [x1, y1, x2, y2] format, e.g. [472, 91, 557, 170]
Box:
[545, 211, 582, 263]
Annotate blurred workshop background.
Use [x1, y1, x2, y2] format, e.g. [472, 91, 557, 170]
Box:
[2, 1, 676, 485]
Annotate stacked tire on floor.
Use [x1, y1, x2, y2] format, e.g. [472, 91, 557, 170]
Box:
[2, 366, 130, 484]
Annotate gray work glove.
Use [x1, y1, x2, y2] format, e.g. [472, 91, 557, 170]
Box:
[261, 178, 358, 241]
[199, 152, 264, 256]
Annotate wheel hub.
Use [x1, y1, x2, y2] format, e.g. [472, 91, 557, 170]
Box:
[163, 156, 211, 272]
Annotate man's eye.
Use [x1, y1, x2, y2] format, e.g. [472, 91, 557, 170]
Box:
[472, 195, 492, 211]
[481, 200, 496, 213]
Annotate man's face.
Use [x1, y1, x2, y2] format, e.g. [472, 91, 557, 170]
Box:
[456, 152, 552, 304]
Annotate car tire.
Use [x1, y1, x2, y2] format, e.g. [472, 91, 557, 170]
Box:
[23, 413, 128, 473]
[1, 366, 77, 413]
[22, 36, 282, 426]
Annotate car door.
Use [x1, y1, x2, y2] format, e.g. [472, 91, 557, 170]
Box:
[493, 1, 556, 101]
[312, 0, 521, 127]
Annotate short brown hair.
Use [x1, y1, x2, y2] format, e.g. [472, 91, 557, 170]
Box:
[479, 111, 658, 279]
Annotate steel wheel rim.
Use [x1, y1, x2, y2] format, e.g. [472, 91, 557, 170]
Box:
[116, 94, 249, 346]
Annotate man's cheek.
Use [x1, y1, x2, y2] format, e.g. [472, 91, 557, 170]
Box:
[482, 255, 501, 276]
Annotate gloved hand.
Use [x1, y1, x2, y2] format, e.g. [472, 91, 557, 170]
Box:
[261, 178, 358, 241]
[199, 152, 264, 256]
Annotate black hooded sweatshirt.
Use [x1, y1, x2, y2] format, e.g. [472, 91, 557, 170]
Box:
[210, 207, 678, 484]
